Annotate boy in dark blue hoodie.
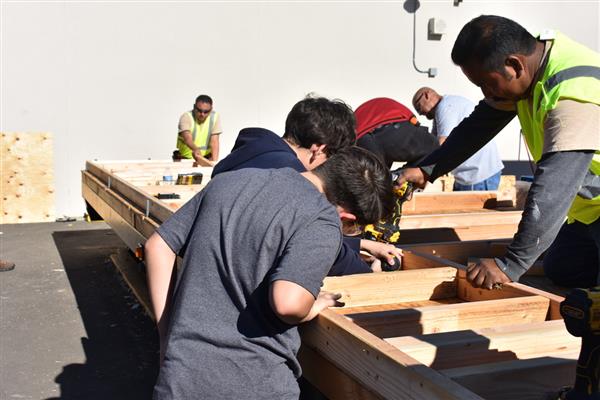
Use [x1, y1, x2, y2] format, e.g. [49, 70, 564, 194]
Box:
[213, 96, 402, 276]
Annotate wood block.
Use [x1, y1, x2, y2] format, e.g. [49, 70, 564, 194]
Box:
[1, 132, 54, 223]
[402, 191, 498, 215]
[347, 296, 550, 339]
[322, 267, 458, 308]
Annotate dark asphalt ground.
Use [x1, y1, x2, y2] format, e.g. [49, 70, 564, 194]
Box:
[0, 221, 159, 400]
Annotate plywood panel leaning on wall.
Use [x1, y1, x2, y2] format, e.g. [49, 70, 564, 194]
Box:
[1, 132, 55, 223]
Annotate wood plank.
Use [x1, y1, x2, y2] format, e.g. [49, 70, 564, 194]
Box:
[385, 320, 579, 369]
[300, 310, 483, 400]
[335, 298, 463, 316]
[442, 351, 578, 400]
[401, 241, 508, 269]
[298, 345, 382, 400]
[1, 132, 55, 223]
[399, 210, 522, 229]
[402, 191, 498, 215]
[82, 171, 159, 240]
[322, 268, 458, 308]
[347, 296, 550, 339]
[110, 249, 154, 320]
[398, 224, 519, 243]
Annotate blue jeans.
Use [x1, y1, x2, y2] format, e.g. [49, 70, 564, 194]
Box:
[453, 171, 502, 191]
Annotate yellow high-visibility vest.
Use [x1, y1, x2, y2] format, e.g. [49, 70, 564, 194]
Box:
[516, 31, 600, 224]
[177, 111, 218, 158]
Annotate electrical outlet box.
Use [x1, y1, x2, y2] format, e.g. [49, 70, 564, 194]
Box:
[428, 18, 447, 36]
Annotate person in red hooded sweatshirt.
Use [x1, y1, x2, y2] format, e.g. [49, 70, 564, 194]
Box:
[354, 97, 439, 168]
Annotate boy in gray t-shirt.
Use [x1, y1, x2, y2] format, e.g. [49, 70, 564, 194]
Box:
[145, 147, 393, 400]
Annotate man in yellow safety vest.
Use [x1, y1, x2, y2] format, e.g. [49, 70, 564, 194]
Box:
[399, 15, 600, 290]
[175, 94, 222, 166]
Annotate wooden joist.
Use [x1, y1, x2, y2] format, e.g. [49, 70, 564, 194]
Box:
[385, 320, 579, 369]
[347, 296, 550, 338]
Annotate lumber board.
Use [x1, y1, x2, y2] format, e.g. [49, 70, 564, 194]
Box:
[335, 298, 463, 316]
[442, 352, 578, 400]
[82, 171, 159, 240]
[401, 240, 508, 269]
[110, 249, 154, 320]
[322, 268, 458, 308]
[298, 345, 382, 400]
[401, 191, 498, 215]
[385, 320, 579, 369]
[300, 310, 483, 400]
[347, 296, 550, 339]
[1, 132, 55, 223]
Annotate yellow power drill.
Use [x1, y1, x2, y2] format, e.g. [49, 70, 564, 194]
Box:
[362, 169, 414, 270]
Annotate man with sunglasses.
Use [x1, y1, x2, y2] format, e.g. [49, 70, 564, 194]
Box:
[175, 94, 222, 165]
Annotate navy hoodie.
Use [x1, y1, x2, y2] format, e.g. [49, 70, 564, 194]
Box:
[212, 127, 370, 276]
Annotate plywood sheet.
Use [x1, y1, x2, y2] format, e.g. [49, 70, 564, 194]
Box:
[1, 132, 54, 223]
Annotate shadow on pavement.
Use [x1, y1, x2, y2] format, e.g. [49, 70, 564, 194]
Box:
[47, 229, 159, 400]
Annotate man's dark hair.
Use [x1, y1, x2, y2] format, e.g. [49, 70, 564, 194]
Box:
[195, 94, 213, 105]
[313, 146, 394, 225]
[283, 95, 356, 156]
[451, 15, 537, 72]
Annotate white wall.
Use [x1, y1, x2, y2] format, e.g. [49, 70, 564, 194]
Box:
[2, 0, 599, 217]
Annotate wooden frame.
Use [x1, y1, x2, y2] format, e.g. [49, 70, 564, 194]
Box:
[81, 160, 576, 399]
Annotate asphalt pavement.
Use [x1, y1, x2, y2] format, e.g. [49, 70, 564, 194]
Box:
[0, 221, 158, 400]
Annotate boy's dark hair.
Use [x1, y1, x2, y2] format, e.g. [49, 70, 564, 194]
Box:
[195, 94, 213, 105]
[451, 15, 537, 73]
[283, 95, 356, 156]
[313, 146, 394, 226]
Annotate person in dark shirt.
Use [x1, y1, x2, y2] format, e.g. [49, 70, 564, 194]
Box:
[354, 97, 439, 168]
[147, 147, 395, 399]
[213, 96, 403, 275]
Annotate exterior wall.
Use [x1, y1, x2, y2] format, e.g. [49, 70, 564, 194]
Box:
[2, 1, 599, 217]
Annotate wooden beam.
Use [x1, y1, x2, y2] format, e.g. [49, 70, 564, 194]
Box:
[347, 296, 550, 339]
[385, 320, 579, 369]
[298, 345, 382, 400]
[110, 249, 154, 320]
[82, 171, 159, 240]
[442, 351, 578, 400]
[301, 310, 483, 400]
[402, 191, 498, 215]
[401, 240, 508, 270]
[322, 268, 458, 308]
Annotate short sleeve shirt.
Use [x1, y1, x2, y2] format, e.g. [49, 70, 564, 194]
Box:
[433, 95, 504, 185]
[153, 168, 341, 400]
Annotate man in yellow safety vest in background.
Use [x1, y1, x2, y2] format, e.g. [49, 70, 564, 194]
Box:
[399, 15, 600, 290]
[175, 94, 222, 166]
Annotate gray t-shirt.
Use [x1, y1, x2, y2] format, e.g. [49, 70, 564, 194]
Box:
[153, 168, 341, 400]
[433, 95, 504, 185]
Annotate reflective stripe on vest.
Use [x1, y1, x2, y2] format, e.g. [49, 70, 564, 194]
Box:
[516, 31, 600, 224]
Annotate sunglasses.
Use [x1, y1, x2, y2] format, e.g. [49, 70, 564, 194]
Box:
[194, 107, 212, 115]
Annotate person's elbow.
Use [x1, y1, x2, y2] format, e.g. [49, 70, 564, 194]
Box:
[269, 280, 314, 325]
[145, 232, 172, 261]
